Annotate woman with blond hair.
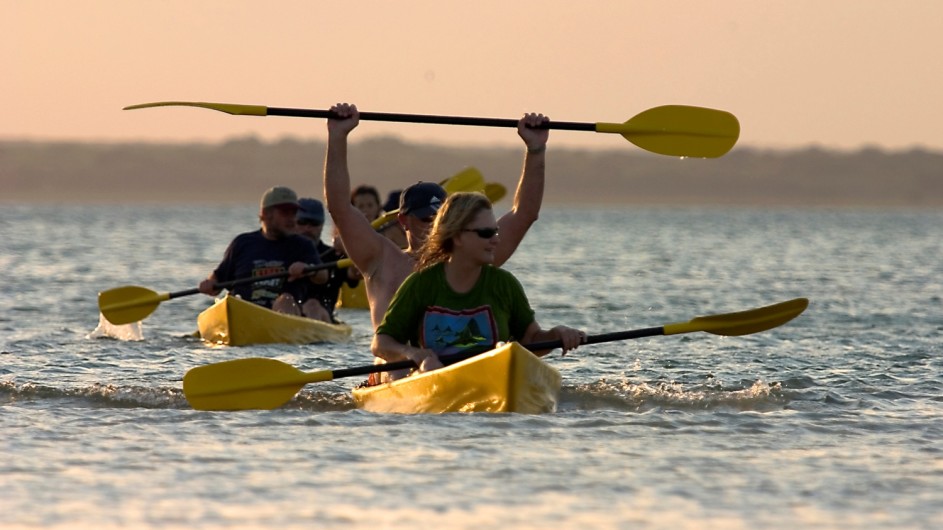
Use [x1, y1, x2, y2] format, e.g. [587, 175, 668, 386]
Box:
[371, 192, 584, 377]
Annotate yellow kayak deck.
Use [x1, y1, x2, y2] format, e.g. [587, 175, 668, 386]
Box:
[351, 342, 561, 414]
[197, 294, 352, 346]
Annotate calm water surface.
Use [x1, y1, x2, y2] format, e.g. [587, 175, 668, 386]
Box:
[2, 204, 941, 529]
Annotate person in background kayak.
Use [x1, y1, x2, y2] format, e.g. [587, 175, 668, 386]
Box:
[198, 186, 330, 320]
[323, 102, 550, 332]
[295, 197, 361, 323]
[372, 192, 585, 377]
[382, 189, 401, 214]
[351, 184, 383, 222]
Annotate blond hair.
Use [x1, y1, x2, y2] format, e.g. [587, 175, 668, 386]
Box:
[416, 192, 492, 271]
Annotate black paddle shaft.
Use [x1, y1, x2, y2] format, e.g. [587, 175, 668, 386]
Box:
[166, 260, 341, 300]
[330, 327, 666, 380]
[268, 107, 596, 132]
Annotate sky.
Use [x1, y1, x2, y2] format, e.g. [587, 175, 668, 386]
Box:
[4, 0, 942, 152]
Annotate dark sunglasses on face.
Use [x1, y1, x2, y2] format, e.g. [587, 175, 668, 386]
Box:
[462, 227, 499, 239]
[296, 219, 322, 226]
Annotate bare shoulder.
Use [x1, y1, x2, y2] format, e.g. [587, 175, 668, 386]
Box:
[370, 242, 415, 287]
[331, 206, 389, 275]
[365, 243, 417, 328]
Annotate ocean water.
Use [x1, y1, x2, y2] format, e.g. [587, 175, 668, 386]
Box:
[1, 204, 941, 529]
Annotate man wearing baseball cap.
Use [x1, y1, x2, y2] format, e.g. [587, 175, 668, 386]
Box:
[322, 102, 550, 349]
[198, 186, 329, 318]
[398, 181, 447, 220]
[294, 197, 362, 323]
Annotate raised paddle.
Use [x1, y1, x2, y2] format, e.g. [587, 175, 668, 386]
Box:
[98, 258, 352, 325]
[124, 101, 740, 158]
[183, 297, 808, 411]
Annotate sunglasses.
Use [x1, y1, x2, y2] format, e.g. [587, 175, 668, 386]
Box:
[462, 227, 499, 239]
[296, 219, 323, 226]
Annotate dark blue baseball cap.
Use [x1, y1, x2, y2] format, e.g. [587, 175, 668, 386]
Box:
[297, 198, 325, 224]
[399, 182, 446, 219]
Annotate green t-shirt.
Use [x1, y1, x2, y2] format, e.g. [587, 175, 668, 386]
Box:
[376, 262, 535, 356]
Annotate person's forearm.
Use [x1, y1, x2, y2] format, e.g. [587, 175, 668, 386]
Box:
[494, 148, 545, 266]
[371, 333, 410, 363]
[513, 148, 545, 225]
[323, 131, 351, 215]
[372, 333, 434, 364]
[522, 325, 559, 357]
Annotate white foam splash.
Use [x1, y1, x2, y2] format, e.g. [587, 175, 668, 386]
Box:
[87, 313, 144, 341]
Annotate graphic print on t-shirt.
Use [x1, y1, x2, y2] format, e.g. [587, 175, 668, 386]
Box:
[248, 260, 287, 304]
[421, 306, 497, 356]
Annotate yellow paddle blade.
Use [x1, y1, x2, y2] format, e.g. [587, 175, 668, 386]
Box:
[123, 101, 267, 116]
[98, 286, 169, 325]
[596, 105, 740, 158]
[663, 298, 808, 337]
[183, 357, 334, 411]
[484, 182, 507, 204]
[439, 166, 485, 194]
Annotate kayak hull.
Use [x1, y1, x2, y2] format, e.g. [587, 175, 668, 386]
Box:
[197, 294, 352, 346]
[351, 342, 561, 414]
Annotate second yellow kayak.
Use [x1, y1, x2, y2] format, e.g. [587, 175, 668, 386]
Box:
[198, 294, 352, 346]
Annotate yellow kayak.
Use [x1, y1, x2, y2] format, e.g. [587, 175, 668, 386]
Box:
[351, 342, 561, 414]
[336, 281, 369, 309]
[197, 294, 352, 346]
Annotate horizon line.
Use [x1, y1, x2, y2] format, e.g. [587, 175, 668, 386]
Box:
[2, 134, 940, 155]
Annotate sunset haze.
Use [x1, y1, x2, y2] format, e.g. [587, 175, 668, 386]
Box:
[4, 0, 942, 151]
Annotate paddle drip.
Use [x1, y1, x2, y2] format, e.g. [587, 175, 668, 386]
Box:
[88, 312, 144, 341]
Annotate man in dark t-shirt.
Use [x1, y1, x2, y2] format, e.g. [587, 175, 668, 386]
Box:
[198, 186, 329, 319]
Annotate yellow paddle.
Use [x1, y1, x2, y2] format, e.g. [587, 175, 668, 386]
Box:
[183, 297, 808, 411]
[98, 258, 352, 326]
[124, 101, 740, 158]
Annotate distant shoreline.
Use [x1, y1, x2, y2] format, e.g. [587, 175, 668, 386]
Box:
[3, 137, 942, 207]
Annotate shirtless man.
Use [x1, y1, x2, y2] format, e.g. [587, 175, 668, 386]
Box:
[323, 102, 549, 329]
